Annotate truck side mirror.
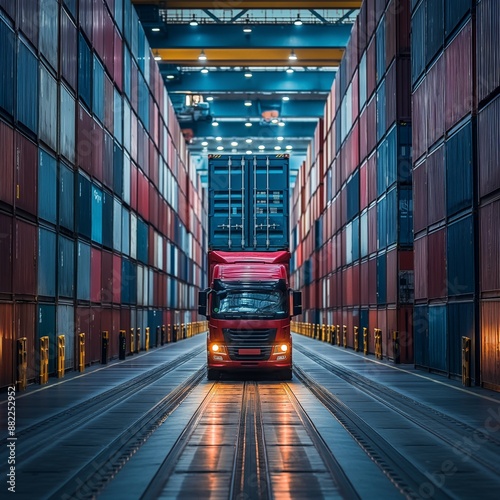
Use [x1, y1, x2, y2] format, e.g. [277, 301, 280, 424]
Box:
[198, 290, 209, 317]
[292, 290, 302, 317]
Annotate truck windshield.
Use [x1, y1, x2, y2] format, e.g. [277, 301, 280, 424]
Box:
[211, 286, 288, 319]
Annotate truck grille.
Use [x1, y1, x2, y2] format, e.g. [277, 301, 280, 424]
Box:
[222, 328, 277, 361]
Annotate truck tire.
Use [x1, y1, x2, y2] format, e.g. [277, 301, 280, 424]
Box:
[207, 369, 220, 380]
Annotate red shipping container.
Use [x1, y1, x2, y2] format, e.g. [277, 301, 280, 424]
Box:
[13, 219, 37, 297]
[113, 28, 123, 91]
[91, 248, 102, 303]
[369, 308, 378, 349]
[0, 121, 14, 206]
[103, 7, 114, 80]
[360, 259, 369, 305]
[101, 307, 113, 355]
[480, 300, 500, 390]
[130, 162, 138, 210]
[367, 37, 377, 100]
[101, 250, 113, 304]
[131, 111, 138, 162]
[0, 214, 13, 295]
[358, 0, 368, 55]
[413, 158, 427, 235]
[428, 229, 447, 299]
[15, 131, 38, 215]
[352, 263, 360, 306]
[412, 79, 427, 162]
[77, 105, 94, 175]
[414, 235, 428, 301]
[92, 120, 104, 182]
[445, 20, 473, 131]
[149, 184, 159, 230]
[88, 307, 102, 363]
[104, 75, 114, 134]
[368, 257, 377, 305]
[377, 307, 387, 355]
[60, 8, 78, 92]
[360, 161, 368, 210]
[427, 145, 446, 225]
[426, 55, 446, 149]
[386, 248, 397, 304]
[93, 0, 104, 60]
[0, 303, 14, 388]
[366, 95, 377, 156]
[359, 107, 368, 162]
[368, 204, 377, 255]
[480, 200, 500, 295]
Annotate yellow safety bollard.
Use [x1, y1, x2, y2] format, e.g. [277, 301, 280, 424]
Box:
[136, 327, 141, 353]
[462, 336, 471, 387]
[57, 335, 65, 378]
[354, 326, 359, 352]
[161, 325, 166, 345]
[363, 327, 368, 355]
[337, 325, 341, 345]
[130, 328, 135, 355]
[119, 330, 127, 359]
[101, 331, 109, 364]
[343, 325, 347, 348]
[393, 331, 400, 364]
[17, 337, 27, 391]
[374, 328, 382, 359]
[145, 327, 150, 351]
[39, 336, 49, 385]
[79, 333, 85, 372]
[167, 324, 172, 343]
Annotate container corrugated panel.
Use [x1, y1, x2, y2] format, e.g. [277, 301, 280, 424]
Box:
[122, 207, 130, 256]
[480, 199, 500, 295]
[101, 250, 113, 303]
[412, 80, 427, 161]
[480, 300, 500, 389]
[386, 248, 398, 304]
[0, 304, 13, 387]
[447, 215, 474, 296]
[77, 104, 93, 174]
[104, 76, 114, 136]
[366, 96, 377, 156]
[93, 56, 105, 123]
[130, 212, 137, 259]
[427, 145, 445, 225]
[92, 120, 104, 181]
[0, 121, 14, 205]
[14, 219, 37, 296]
[413, 304, 429, 367]
[0, 214, 13, 294]
[77, 240, 91, 301]
[377, 194, 387, 251]
[376, 18, 386, 82]
[411, 0, 426, 85]
[0, 0, 16, 20]
[93, 0, 104, 59]
[39, 0, 59, 71]
[346, 170, 359, 221]
[114, 28, 123, 92]
[426, 55, 445, 149]
[377, 139, 387, 197]
[377, 252, 387, 305]
[428, 304, 447, 372]
[136, 218, 149, 265]
[445, 0, 471, 39]
[38, 64, 58, 151]
[413, 159, 427, 234]
[59, 162, 74, 231]
[79, 0, 93, 42]
[91, 248, 101, 303]
[112, 253, 121, 303]
[114, 89, 123, 145]
[428, 228, 446, 299]
[60, 6, 77, 91]
[77, 172, 92, 239]
[136, 265, 144, 306]
[78, 33, 92, 108]
[399, 187, 413, 246]
[477, 0, 499, 103]
[113, 142, 124, 198]
[113, 198, 122, 253]
[38, 227, 56, 297]
[14, 303, 36, 381]
[360, 210, 368, 258]
[60, 84, 76, 164]
[366, 36, 376, 101]
[38, 149, 57, 224]
[102, 7, 114, 80]
[17, 39, 38, 134]
[414, 234, 427, 300]
[478, 94, 500, 199]
[15, 132, 38, 215]
[18, 0, 39, 46]
[91, 184, 103, 244]
[368, 256, 377, 305]
[0, 18, 15, 117]
[386, 187, 397, 246]
[426, 0, 444, 65]
[102, 190, 113, 249]
[445, 20, 472, 131]
[57, 304, 75, 370]
[38, 304, 56, 374]
[446, 119, 472, 216]
[376, 80, 386, 141]
[368, 203, 377, 255]
[58, 235, 74, 298]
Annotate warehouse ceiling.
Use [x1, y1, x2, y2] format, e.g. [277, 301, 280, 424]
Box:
[132, 1, 361, 182]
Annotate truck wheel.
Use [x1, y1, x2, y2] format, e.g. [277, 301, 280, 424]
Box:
[279, 369, 293, 380]
[207, 369, 220, 380]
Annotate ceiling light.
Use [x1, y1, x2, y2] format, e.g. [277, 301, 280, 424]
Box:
[244, 100, 252, 106]
[152, 28, 160, 32]
[201, 141, 208, 146]
[206, 96, 214, 101]
[246, 138, 252, 143]
[258, 145, 265, 150]
[278, 121, 285, 127]
[231, 141, 238, 147]
[244, 68, 252, 78]
[271, 118, 279, 124]
[245, 119, 252, 127]
[216, 146, 224, 151]
[282, 96, 290, 101]
[286, 145, 293, 150]
[215, 136, 222, 141]
[286, 67, 294, 74]
[212, 119, 219, 126]
[166, 74, 175, 79]
[277, 136, 284, 141]
[289, 50, 297, 61]
[294, 14, 303, 26]
[201, 67, 208, 73]
[243, 18, 252, 33]
[274, 146, 282, 150]
[190, 15, 198, 26]
[198, 49, 207, 61]
[246, 150, 252, 154]
[154, 54, 162, 61]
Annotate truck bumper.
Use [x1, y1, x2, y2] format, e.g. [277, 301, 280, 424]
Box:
[207, 357, 292, 372]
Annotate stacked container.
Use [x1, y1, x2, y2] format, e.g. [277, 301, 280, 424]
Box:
[291, 0, 414, 363]
[0, 0, 205, 389]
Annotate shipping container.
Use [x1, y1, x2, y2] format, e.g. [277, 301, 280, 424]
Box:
[14, 219, 37, 296]
[0, 18, 15, 117]
[447, 215, 474, 297]
[481, 300, 500, 390]
[15, 302, 36, 382]
[121, 257, 136, 304]
[38, 149, 57, 224]
[414, 234, 427, 301]
[91, 184, 103, 244]
[77, 172, 92, 239]
[60, 84, 76, 163]
[426, 144, 445, 225]
[58, 235, 74, 298]
[112, 253, 121, 303]
[0, 214, 13, 295]
[102, 250, 113, 304]
[16, 131, 38, 215]
[91, 247, 102, 303]
[78, 33, 92, 108]
[425, 55, 445, 149]
[448, 301, 474, 378]
[39, 65, 58, 151]
[39, 0, 59, 71]
[77, 240, 91, 301]
[17, 39, 39, 133]
[480, 199, 500, 295]
[413, 304, 429, 367]
[60, 6, 78, 91]
[57, 304, 75, 371]
[38, 226, 56, 297]
[102, 189, 113, 249]
[0, 120, 14, 206]
[38, 303, 57, 374]
[411, 0, 426, 85]
[113, 198, 122, 252]
[428, 228, 446, 299]
[59, 162, 74, 231]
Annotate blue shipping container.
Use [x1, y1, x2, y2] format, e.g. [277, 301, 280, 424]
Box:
[122, 207, 130, 256]
[38, 304, 57, 374]
[38, 227, 56, 297]
[39, 0, 59, 71]
[77, 173, 92, 239]
[376, 80, 386, 142]
[399, 187, 413, 246]
[376, 19, 386, 82]
[78, 33, 92, 108]
[113, 198, 122, 253]
[102, 190, 113, 249]
[59, 163, 74, 231]
[426, 0, 444, 66]
[93, 56, 104, 123]
[38, 149, 57, 224]
[77, 240, 91, 301]
[413, 305, 429, 368]
[91, 184, 103, 244]
[346, 171, 360, 221]
[377, 194, 387, 250]
[428, 305, 447, 373]
[411, 1, 426, 86]
[121, 257, 137, 304]
[57, 304, 75, 370]
[386, 188, 397, 247]
[447, 215, 474, 296]
[17, 40, 39, 133]
[60, 84, 76, 163]
[58, 235, 74, 298]
[137, 218, 148, 265]
[0, 17, 15, 116]
[377, 252, 387, 304]
[39, 65, 58, 151]
[113, 142, 124, 196]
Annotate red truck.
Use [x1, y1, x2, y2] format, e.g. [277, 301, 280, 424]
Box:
[198, 154, 301, 380]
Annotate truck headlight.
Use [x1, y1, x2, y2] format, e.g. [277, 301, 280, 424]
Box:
[273, 344, 289, 353]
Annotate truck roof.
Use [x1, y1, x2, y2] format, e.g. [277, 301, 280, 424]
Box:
[209, 250, 291, 264]
[214, 263, 288, 281]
